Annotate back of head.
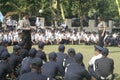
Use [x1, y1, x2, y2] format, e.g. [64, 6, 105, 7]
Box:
[13, 45, 20, 52]
[18, 41, 25, 47]
[1, 40, 8, 46]
[1, 51, 10, 60]
[74, 52, 83, 64]
[38, 41, 44, 49]
[29, 48, 37, 57]
[101, 48, 109, 57]
[30, 58, 43, 69]
[58, 44, 65, 52]
[68, 48, 76, 57]
[48, 52, 57, 61]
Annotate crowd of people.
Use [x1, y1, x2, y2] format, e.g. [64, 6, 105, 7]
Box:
[0, 15, 120, 48]
[0, 40, 114, 80]
[0, 27, 120, 47]
[0, 13, 117, 80]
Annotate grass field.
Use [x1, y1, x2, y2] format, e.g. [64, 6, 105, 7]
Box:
[7, 45, 120, 79]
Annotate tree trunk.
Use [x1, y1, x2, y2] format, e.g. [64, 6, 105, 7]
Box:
[80, 15, 83, 30]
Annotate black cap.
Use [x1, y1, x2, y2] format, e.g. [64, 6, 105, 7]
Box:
[94, 45, 103, 52]
[18, 41, 25, 47]
[31, 58, 43, 67]
[13, 45, 20, 51]
[49, 52, 57, 60]
[59, 44, 65, 52]
[68, 48, 76, 57]
[38, 41, 44, 49]
[74, 52, 83, 63]
[2, 40, 8, 45]
[1, 51, 10, 60]
[101, 48, 109, 56]
[29, 48, 37, 57]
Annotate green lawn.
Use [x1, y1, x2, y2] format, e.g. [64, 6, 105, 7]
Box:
[8, 45, 120, 79]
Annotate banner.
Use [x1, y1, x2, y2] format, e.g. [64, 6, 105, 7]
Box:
[0, 11, 4, 22]
[116, 0, 120, 16]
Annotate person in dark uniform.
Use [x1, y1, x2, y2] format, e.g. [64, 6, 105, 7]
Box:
[8, 45, 22, 77]
[20, 48, 37, 75]
[64, 53, 91, 80]
[116, 33, 120, 47]
[63, 48, 76, 68]
[36, 41, 47, 62]
[0, 51, 15, 80]
[0, 40, 8, 58]
[56, 44, 68, 68]
[18, 41, 29, 59]
[42, 52, 64, 79]
[20, 12, 32, 51]
[93, 48, 114, 80]
[97, 16, 106, 47]
[19, 58, 47, 80]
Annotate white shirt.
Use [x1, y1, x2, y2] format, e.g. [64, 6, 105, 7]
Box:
[89, 54, 103, 71]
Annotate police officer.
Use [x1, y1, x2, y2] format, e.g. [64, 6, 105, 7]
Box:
[0, 51, 15, 80]
[19, 58, 47, 80]
[97, 16, 106, 47]
[20, 48, 37, 75]
[8, 45, 22, 77]
[42, 52, 64, 79]
[18, 41, 29, 59]
[63, 48, 76, 68]
[0, 40, 8, 58]
[36, 41, 47, 62]
[20, 12, 32, 51]
[64, 53, 91, 80]
[93, 48, 114, 80]
[56, 44, 68, 68]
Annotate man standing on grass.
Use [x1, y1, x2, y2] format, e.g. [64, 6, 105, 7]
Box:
[20, 12, 32, 51]
[97, 16, 106, 47]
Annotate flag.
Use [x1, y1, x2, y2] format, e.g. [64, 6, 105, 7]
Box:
[0, 11, 4, 23]
[52, 0, 57, 9]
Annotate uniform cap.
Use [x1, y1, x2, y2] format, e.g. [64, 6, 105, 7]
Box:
[13, 45, 20, 51]
[31, 58, 43, 67]
[1, 51, 10, 60]
[2, 40, 8, 45]
[38, 41, 44, 48]
[29, 48, 37, 57]
[94, 45, 103, 52]
[101, 48, 109, 56]
[18, 41, 25, 47]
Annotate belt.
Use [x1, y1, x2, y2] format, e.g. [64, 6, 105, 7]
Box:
[100, 74, 113, 80]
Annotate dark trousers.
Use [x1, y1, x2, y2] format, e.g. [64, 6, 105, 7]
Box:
[22, 30, 32, 51]
[98, 30, 105, 47]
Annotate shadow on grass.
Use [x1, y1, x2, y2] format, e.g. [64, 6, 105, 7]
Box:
[114, 73, 120, 80]
[110, 51, 120, 53]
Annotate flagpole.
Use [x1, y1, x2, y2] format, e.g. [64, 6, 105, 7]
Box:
[116, 0, 120, 16]
[60, 1, 65, 21]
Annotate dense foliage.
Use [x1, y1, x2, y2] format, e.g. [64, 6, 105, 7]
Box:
[0, 0, 120, 26]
